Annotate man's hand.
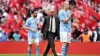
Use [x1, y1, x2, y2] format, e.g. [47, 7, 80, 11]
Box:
[31, 29, 36, 32]
[41, 33, 43, 38]
[71, 11, 74, 17]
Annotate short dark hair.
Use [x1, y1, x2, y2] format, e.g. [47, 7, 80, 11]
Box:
[15, 30, 19, 34]
[31, 8, 38, 14]
[0, 9, 3, 15]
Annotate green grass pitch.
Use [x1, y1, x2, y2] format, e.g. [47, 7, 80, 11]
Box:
[0, 54, 100, 56]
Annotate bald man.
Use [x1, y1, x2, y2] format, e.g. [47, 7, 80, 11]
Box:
[41, 9, 60, 56]
[58, 1, 74, 56]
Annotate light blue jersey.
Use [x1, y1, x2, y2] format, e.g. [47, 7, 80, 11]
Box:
[25, 17, 38, 38]
[13, 33, 20, 41]
[58, 9, 71, 32]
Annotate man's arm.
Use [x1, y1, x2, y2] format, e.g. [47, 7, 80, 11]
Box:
[41, 17, 47, 33]
[56, 16, 60, 40]
[23, 18, 36, 32]
[62, 11, 74, 24]
[23, 25, 36, 32]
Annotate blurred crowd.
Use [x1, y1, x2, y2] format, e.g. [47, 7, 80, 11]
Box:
[0, 0, 100, 42]
[71, 0, 100, 42]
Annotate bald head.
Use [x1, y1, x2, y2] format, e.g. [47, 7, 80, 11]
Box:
[49, 8, 55, 13]
[49, 8, 56, 16]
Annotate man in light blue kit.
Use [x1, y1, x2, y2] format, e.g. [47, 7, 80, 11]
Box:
[58, 1, 74, 56]
[24, 8, 40, 56]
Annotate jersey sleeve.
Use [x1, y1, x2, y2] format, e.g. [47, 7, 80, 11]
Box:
[25, 18, 30, 27]
[58, 10, 65, 21]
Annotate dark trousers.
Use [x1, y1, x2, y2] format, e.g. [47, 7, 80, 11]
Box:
[43, 31, 58, 56]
